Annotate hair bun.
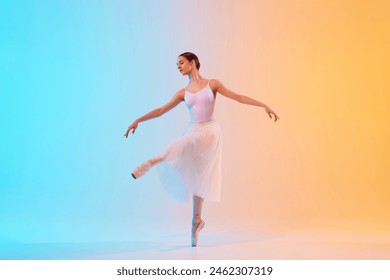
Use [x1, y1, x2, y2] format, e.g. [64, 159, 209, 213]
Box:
[179, 52, 201, 70]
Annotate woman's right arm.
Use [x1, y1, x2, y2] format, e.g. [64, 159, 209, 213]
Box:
[124, 89, 185, 138]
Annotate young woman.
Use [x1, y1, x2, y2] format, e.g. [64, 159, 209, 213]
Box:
[124, 52, 279, 246]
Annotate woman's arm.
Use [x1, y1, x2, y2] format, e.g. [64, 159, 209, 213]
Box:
[124, 89, 185, 137]
[212, 79, 280, 122]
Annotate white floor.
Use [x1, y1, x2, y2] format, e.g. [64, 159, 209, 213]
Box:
[99, 228, 390, 260]
[3, 225, 390, 260]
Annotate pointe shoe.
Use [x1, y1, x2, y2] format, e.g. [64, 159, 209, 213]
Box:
[131, 161, 152, 179]
[191, 219, 205, 247]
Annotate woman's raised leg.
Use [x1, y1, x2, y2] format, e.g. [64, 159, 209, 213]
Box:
[131, 156, 163, 179]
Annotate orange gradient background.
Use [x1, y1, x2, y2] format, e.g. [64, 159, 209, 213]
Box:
[150, 0, 390, 231]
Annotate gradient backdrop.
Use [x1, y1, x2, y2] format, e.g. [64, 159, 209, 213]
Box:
[1, 0, 389, 255]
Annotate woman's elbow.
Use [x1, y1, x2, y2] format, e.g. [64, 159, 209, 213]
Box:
[156, 108, 164, 117]
[157, 106, 170, 117]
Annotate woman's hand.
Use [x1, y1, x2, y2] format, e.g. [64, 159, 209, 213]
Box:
[265, 106, 280, 122]
[124, 121, 138, 138]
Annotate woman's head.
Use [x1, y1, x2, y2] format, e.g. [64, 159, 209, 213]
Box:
[177, 52, 200, 75]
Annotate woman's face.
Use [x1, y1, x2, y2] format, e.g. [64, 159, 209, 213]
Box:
[177, 56, 193, 75]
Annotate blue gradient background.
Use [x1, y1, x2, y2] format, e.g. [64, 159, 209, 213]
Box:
[1, 0, 194, 245]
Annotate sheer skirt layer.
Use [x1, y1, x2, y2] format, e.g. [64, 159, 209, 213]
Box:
[157, 121, 223, 202]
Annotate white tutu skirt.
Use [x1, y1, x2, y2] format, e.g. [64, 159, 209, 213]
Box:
[157, 121, 223, 203]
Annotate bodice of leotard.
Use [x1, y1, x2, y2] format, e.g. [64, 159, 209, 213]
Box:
[184, 81, 215, 123]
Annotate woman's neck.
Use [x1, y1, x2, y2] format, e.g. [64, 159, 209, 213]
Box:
[188, 70, 204, 84]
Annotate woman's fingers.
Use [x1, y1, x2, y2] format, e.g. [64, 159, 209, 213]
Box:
[267, 110, 279, 122]
[124, 127, 131, 138]
[124, 124, 137, 137]
[266, 108, 279, 122]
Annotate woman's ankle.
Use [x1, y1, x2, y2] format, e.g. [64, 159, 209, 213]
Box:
[192, 215, 202, 224]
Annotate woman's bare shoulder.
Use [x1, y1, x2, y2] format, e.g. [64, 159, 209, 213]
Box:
[173, 88, 185, 100]
[209, 79, 222, 91]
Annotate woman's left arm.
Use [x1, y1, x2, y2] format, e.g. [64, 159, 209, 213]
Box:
[213, 79, 280, 122]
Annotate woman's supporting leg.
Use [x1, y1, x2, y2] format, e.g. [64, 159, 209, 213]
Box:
[132, 156, 163, 179]
[192, 195, 205, 246]
[192, 195, 204, 223]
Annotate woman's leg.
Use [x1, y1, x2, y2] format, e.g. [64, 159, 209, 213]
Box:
[132, 156, 163, 179]
[192, 195, 204, 223]
[148, 156, 163, 166]
[192, 195, 205, 246]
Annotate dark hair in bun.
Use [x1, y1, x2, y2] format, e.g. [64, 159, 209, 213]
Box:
[179, 52, 201, 70]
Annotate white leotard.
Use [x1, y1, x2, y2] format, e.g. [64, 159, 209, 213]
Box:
[184, 80, 215, 123]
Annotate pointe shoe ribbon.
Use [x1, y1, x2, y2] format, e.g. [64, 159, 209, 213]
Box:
[191, 220, 205, 247]
[131, 161, 152, 179]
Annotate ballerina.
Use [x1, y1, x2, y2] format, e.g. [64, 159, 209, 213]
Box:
[124, 52, 279, 246]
